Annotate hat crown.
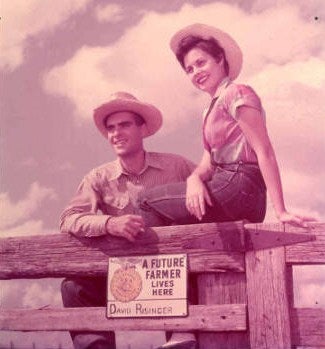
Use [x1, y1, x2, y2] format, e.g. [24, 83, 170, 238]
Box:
[109, 91, 138, 103]
[94, 91, 163, 139]
[170, 23, 242, 81]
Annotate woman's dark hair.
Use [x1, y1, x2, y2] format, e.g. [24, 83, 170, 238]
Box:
[175, 35, 229, 75]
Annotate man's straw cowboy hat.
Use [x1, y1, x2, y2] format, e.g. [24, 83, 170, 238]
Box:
[94, 92, 163, 138]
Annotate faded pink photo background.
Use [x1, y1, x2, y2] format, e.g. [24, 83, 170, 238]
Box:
[1, 0, 324, 348]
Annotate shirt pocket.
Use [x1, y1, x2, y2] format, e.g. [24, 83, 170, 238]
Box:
[102, 181, 130, 212]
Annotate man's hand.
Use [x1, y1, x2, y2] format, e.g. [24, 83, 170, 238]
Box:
[106, 215, 145, 242]
[186, 174, 212, 221]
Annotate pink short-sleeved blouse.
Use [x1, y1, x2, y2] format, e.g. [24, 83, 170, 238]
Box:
[203, 78, 265, 164]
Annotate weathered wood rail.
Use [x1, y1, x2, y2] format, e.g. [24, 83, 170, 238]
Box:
[1, 221, 325, 349]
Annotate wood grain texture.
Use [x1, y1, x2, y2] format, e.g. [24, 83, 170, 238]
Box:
[0, 304, 246, 332]
[245, 247, 292, 349]
[2, 222, 323, 279]
[291, 308, 325, 347]
[197, 273, 249, 349]
[0, 222, 246, 279]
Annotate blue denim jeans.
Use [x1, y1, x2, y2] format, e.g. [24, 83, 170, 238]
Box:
[61, 277, 115, 349]
[138, 162, 266, 227]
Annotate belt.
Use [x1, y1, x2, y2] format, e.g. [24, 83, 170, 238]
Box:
[210, 149, 258, 168]
[212, 160, 259, 168]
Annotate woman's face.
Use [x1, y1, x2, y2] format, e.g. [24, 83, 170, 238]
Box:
[183, 47, 227, 96]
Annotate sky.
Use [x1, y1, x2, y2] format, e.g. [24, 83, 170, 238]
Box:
[1, 0, 325, 347]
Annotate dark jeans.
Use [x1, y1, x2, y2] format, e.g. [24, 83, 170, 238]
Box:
[61, 164, 264, 348]
[137, 163, 266, 344]
[138, 162, 266, 226]
[61, 277, 116, 349]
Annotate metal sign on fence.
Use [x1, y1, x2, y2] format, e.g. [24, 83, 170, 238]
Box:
[107, 254, 188, 318]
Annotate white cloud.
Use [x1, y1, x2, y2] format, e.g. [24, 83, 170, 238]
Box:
[1, 279, 62, 308]
[22, 282, 62, 308]
[42, 1, 325, 220]
[249, 58, 325, 91]
[0, 220, 44, 237]
[263, 199, 323, 223]
[294, 265, 325, 307]
[0, 279, 72, 347]
[237, 5, 324, 77]
[249, 57, 325, 171]
[94, 3, 124, 23]
[244, 57, 325, 219]
[43, 2, 324, 131]
[0, 0, 91, 71]
[296, 281, 325, 307]
[0, 182, 57, 231]
[281, 169, 325, 217]
[58, 161, 74, 171]
[20, 157, 38, 168]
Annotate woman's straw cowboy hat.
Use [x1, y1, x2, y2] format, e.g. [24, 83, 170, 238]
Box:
[94, 92, 163, 138]
[170, 23, 243, 80]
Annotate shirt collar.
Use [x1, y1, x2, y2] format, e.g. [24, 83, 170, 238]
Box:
[110, 152, 163, 179]
[213, 77, 231, 99]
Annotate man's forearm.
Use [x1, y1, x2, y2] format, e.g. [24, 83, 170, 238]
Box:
[60, 212, 111, 237]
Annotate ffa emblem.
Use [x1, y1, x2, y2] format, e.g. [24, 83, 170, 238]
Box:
[110, 266, 142, 302]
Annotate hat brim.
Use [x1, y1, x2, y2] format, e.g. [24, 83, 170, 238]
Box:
[94, 99, 163, 138]
[170, 23, 243, 80]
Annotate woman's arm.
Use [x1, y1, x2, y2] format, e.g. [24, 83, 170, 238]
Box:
[191, 149, 214, 180]
[186, 149, 213, 220]
[237, 105, 312, 227]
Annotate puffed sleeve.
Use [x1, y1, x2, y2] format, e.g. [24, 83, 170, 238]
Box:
[227, 84, 263, 120]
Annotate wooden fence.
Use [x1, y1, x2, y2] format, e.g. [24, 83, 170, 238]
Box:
[0, 221, 324, 348]
[0, 343, 66, 349]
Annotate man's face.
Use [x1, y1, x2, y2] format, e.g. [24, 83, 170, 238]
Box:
[105, 111, 145, 157]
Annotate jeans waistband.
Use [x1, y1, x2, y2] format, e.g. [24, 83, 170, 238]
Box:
[214, 161, 266, 189]
[214, 161, 259, 170]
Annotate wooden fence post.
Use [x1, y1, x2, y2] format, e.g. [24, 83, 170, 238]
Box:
[245, 247, 292, 349]
[286, 265, 297, 349]
[197, 272, 249, 349]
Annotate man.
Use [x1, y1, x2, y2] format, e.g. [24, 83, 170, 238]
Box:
[60, 92, 195, 349]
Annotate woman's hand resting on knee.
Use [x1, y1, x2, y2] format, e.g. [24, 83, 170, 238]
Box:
[186, 174, 212, 221]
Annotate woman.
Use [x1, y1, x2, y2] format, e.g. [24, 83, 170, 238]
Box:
[138, 24, 313, 349]
[139, 23, 312, 228]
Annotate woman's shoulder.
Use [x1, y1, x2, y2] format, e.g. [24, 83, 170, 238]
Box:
[221, 82, 262, 109]
[224, 81, 259, 98]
